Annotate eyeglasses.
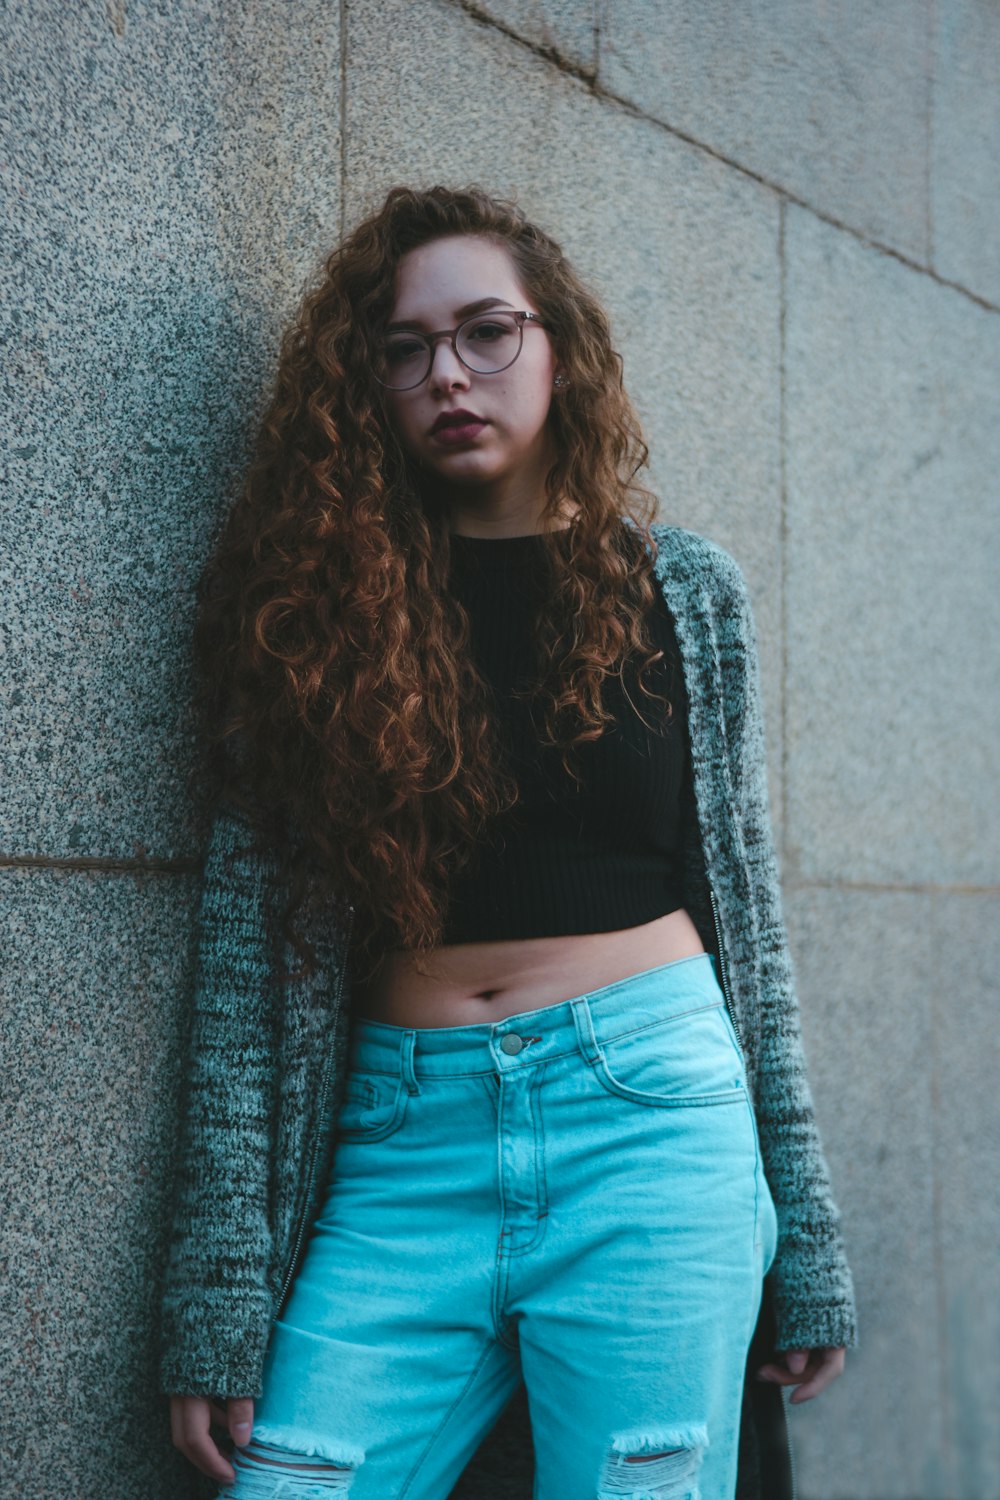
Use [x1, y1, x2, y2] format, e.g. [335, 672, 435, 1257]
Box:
[373, 310, 552, 391]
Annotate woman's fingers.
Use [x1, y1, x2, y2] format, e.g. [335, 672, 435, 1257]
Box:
[169, 1394, 238, 1484]
[227, 1395, 255, 1447]
[755, 1346, 811, 1385]
[787, 1346, 845, 1403]
[755, 1346, 847, 1404]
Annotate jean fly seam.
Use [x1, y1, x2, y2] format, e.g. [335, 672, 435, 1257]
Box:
[491, 1071, 514, 1345]
[505, 1065, 549, 1259]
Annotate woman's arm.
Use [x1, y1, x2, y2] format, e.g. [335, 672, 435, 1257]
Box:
[721, 552, 859, 1355]
[158, 802, 281, 1399]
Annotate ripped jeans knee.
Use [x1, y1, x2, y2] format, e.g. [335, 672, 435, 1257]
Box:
[596, 1423, 709, 1499]
[218, 1427, 365, 1497]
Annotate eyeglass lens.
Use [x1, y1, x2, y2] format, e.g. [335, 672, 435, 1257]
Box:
[377, 312, 523, 389]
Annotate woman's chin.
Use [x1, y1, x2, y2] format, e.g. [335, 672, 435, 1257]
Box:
[421, 454, 508, 487]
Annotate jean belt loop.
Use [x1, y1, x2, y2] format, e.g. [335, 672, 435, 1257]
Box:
[400, 1030, 422, 1095]
[569, 997, 603, 1065]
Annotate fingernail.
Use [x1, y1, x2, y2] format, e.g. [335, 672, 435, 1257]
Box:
[234, 1423, 251, 1440]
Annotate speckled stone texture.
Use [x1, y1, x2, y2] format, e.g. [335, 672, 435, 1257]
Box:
[1, 0, 343, 860]
[2, 0, 998, 1496]
[0, 865, 201, 1498]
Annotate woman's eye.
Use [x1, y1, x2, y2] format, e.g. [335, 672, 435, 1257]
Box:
[384, 339, 423, 363]
[467, 322, 507, 342]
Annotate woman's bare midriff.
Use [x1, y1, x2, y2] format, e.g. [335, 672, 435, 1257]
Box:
[351, 906, 707, 1028]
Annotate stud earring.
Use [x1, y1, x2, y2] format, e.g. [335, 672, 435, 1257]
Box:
[554, 374, 567, 388]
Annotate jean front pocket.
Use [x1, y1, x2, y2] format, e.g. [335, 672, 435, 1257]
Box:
[335, 1069, 409, 1142]
[593, 1001, 747, 1109]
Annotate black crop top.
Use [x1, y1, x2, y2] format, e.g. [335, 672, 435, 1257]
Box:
[439, 525, 691, 944]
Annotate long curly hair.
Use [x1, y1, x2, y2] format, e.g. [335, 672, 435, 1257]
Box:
[188, 183, 673, 989]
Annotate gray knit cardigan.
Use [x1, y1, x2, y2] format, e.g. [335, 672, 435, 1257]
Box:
[158, 522, 858, 1500]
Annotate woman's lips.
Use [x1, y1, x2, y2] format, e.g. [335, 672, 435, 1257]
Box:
[431, 419, 489, 445]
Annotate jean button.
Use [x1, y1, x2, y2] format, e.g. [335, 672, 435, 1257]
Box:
[499, 1034, 523, 1055]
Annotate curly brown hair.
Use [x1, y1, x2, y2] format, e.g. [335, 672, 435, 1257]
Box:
[187, 183, 674, 989]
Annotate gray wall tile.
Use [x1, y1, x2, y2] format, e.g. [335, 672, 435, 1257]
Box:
[930, 904, 1000, 1500]
[784, 884, 1000, 1500]
[784, 204, 1000, 887]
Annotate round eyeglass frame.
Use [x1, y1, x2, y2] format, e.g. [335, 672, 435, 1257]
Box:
[373, 309, 553, 391]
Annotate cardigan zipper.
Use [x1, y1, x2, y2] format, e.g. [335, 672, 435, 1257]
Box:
[707, 880, 745, 1060]
[785, 1389, 798, 1500]
[274, 904, 355, 1321]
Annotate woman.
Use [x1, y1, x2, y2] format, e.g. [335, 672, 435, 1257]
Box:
[161, 184, 858, 1500]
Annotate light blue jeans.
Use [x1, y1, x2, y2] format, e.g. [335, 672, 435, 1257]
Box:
[221, 952, 778, 1499]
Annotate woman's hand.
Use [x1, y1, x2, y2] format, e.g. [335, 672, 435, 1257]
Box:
[755, 1346, 846, 1403]
[170, 1393, 255, 1484]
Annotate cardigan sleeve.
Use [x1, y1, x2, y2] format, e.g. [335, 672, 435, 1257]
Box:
[157, 802, 281, 1398]
[721, 554, 859, 1354]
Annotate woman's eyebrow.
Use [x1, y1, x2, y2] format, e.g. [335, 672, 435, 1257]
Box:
[386, 296, 515, 332]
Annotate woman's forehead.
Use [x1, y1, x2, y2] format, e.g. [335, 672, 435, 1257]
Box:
[390, 236, 527, 320]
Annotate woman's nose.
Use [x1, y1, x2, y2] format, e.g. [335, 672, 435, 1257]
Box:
[427, 339, 470, 391]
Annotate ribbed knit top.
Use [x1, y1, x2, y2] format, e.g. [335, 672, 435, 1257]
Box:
[440, 524, 690, 943]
